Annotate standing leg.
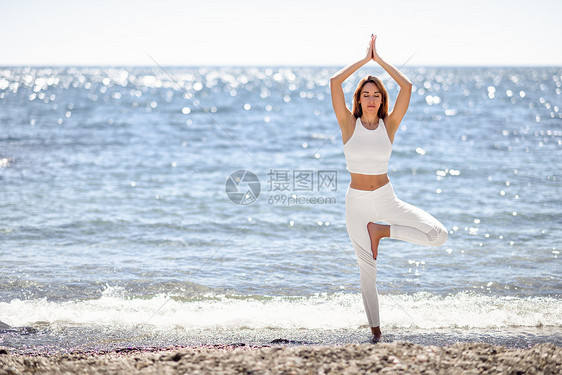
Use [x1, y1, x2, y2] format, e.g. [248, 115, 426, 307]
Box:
[345, 189, 382, 342]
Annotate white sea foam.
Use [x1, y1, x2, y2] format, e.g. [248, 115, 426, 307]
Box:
[1, 287, 560, 331]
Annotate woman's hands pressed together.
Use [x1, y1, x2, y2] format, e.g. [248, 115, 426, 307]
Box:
[371, 34, 381, 63]
[364, 34, 380, 63]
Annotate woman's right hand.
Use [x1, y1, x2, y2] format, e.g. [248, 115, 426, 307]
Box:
[364, 36, 374, 62]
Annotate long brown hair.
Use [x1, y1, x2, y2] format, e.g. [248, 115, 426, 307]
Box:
[352, 76, 389, 119]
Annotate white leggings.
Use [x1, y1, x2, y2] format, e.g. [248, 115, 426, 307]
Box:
[345, 182, 447, 327]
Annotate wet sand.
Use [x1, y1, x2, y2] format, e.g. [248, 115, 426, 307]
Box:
[1, 341, 560, 374]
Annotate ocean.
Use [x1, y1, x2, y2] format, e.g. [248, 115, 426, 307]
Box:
[0, 65, 560, 354]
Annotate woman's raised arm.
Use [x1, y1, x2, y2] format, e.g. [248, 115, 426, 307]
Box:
[330, 38, 373, 127]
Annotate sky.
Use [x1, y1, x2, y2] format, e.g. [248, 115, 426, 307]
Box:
[1, 0, 560, 66]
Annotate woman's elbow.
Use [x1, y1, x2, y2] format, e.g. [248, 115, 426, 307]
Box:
[401, 80, 413, 90]
[330, 77, 342, 87]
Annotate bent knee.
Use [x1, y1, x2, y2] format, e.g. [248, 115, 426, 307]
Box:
[434, 230, 448, 246]
[427, 226, 448, 246]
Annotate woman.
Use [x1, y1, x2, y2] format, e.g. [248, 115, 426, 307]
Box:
[330, 35, 448, 342]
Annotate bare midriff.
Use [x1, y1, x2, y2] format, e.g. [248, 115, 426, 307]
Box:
[349, 172, 390, 191]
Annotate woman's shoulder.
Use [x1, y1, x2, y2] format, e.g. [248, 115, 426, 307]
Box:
[341, 115, 359, 145]
[381, 115, 396, 143]
[341, 114, 358, 129]
[382, 112, 397, 128]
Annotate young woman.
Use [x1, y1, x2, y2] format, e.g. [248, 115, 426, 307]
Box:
[330, 35, 448, 342]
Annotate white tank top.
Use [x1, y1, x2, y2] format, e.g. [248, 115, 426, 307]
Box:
[343, 117, 393, 175]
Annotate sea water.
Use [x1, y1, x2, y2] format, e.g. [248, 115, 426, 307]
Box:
[0, 66, 560, 353]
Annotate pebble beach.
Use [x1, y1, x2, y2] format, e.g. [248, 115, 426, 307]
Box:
[1, 341, 561, 374]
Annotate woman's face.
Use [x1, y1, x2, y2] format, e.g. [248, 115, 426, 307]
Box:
[359, 82, 382, 115]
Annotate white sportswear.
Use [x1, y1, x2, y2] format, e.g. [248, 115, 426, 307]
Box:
[343, 116, 392, 175]
[345, 182, 448, 327]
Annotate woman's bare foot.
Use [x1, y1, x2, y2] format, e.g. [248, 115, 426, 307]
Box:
[370, 326, 382, 343]
[366, 222, 390, 260]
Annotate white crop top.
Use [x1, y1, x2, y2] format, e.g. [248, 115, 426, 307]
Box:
[343, 117, 393, 175]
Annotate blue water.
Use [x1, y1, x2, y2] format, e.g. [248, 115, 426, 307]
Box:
[0, 66, 561, 353]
